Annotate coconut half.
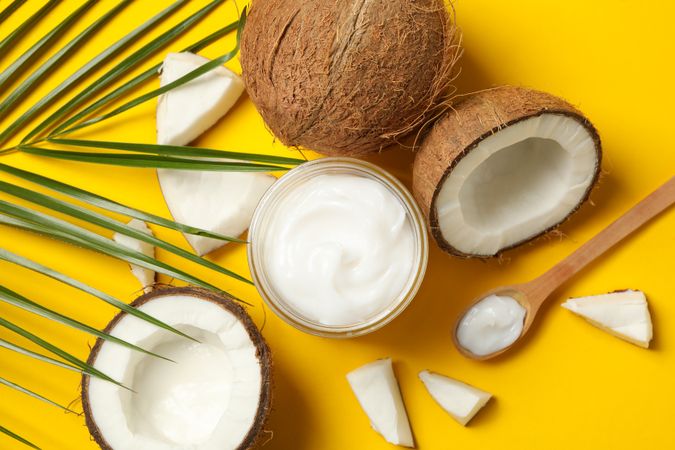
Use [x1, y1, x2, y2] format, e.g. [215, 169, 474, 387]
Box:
[112, 219, 155, 292]
[82, 287, 272, 450]
[562, 290, 652, 348]
[413, 86, 602, 257]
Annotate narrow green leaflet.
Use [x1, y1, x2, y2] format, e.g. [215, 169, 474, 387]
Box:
[0, 1, 132, 144]
[0, 425, 40, 450]
[0, 0, 95, 97]
[0, 338, 80, 373]
[0, 283, 171, 360]
[19, 146, 288, 172]
[0, 376, 74, 412]
[23, 0, 212, 142]
[49, 138, 306, 165]
[0, 0, 27, 25]
[0, 162, 243, 242]
[57, 9, 247, 137]
[52, 21, 239, 136]
[0, 180, 251, 283]
[0, 237, 195, 338]
[0, 317, 123, 387]
[0, 1, 55, 63]
[0, 204, 248, 304]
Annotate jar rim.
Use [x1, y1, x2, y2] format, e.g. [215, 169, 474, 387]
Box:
[247, 157, 429, 338]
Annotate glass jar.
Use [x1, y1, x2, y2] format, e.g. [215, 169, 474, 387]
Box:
[248, 157, 428, 338]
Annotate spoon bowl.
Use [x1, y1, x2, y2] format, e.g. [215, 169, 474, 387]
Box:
[453, 176, 674, 361]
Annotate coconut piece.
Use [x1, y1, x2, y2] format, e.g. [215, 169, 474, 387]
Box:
[241, 0, 461, 156]
[419, 370, 492, 426]
[413, 86, 602, 258]
[82, 287, 272, 450]
[112, 219, 155, 292]
[346, 358, 413, 447]
[562, 290, 652, 348]
[158, 170, 275, 255]
[157, 52, 244, 146]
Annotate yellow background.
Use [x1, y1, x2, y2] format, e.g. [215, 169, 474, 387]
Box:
[1, 0, 674, 449]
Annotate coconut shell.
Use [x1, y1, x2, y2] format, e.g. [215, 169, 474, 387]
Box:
[82, 286, 273, 450]
[241, 0, 461, 156]
[412, 86, 602, 257]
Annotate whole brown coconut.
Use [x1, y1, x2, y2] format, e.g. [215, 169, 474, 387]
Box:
[241, 0, 461, 156]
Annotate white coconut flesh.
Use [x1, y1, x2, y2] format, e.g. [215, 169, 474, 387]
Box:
[562, 290, 652, 348]
[112, 219, 156, 292]
[346, 359, 414, 447]
[157, 52, 244, 147]
[435, 113, 599, 256]
[419, 370, 492, 426]
[86, 294, 265, 450]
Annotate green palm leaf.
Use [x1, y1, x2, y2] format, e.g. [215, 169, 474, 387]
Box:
[0, 317, 123, 387]
[22, 0, 214, 143]
[0, 425, 40, 450]
[19, 146, 287, 171]
[0, 0, 95, 96]
[0, 0, 27, 25]
[51, 21, 239, 136]
[0, 1, 132, 142]
[0, 247, 194, 339]
[0, 376, 75, 412]
[0, 179, 252, 283]
[0, 162, 244, 243]
[0, 284, 171, 361]
[56, 9, 247, 137]
[0, 338, 80, 372]
[0, 1, 54, 64]
[49, 138, 306, 165]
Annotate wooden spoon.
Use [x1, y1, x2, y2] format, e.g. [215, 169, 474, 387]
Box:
[453, 176, 675, 361]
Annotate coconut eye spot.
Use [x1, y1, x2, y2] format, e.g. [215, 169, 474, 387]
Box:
[435, 113, 598, 256]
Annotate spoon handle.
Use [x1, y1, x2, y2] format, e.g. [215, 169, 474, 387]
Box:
[529, 176, 675, 302]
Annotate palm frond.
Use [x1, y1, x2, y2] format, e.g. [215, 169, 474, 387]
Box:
[0, 0, 94, 96]
[0, 162, 244, 242]
[0, 248, 194, 339]
[0, 180, 251, 282]
[0, 317, 123, 387]
[0, 376, 75, 412]
[0, 425, 40, 450]
[22, 0, 213, 143]
[0, 338, 81, 373]
[19, 146, 288, 171]
[0, 1, 132, 142]
[0, 284, 170, 361]
[0, 1, 54, 64]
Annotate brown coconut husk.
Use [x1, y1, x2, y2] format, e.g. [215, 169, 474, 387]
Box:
[412, 86, 602, 257]
[241, 0, 462, 156]
[82, 286, 273, 450]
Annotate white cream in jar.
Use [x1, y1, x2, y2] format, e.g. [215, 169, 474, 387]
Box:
[260, 173, 416, 326]
[457, 294, 526, 356]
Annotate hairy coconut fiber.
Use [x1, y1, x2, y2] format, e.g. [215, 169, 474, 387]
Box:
[241, 0, 461, 156]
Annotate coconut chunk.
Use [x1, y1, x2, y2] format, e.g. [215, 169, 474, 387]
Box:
[158, 170, 275, 255]
[112, 219, 155, 292]
[157, 52, 244, 146]
[346, 358, 414, 447]
[413, 87, 602, 258]
[419, 370, 492, 426]
[82, 287, 272, 450]
[562, 290, 652, 348]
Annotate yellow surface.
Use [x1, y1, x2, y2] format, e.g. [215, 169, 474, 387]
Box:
[0, 1, 674, 449]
